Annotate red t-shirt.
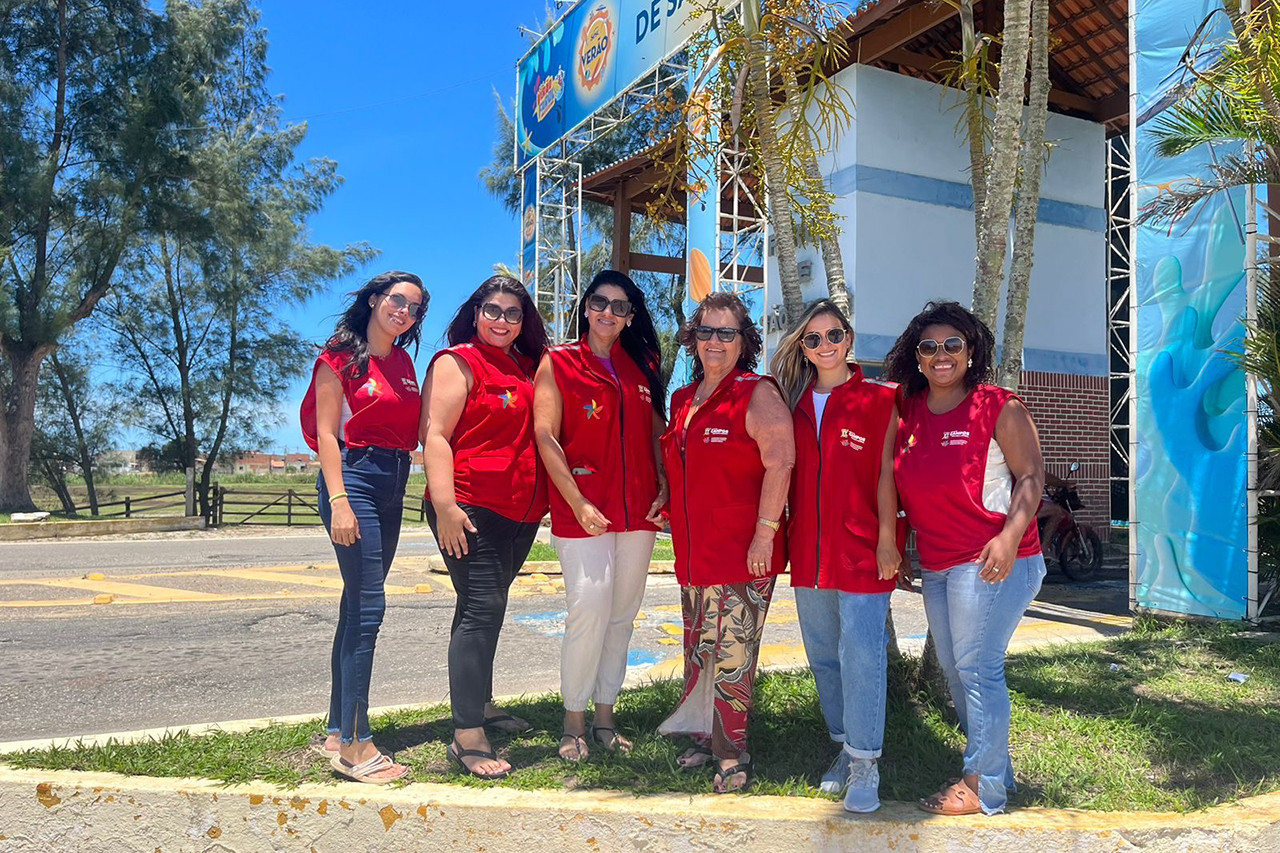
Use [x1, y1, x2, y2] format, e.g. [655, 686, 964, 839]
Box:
[299, 347, 420, 452]
[894, 384, 1040, 571]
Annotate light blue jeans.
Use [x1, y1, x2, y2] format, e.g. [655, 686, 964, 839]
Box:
[794, 588, 892, 759]
[921, 555, 1046, 814]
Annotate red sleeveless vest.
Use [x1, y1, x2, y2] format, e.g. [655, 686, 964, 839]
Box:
[425, 340, 547, 523]
[788, 367, 902, 593]
[662, 369, 787, 586]
[545, 338, 661, 538]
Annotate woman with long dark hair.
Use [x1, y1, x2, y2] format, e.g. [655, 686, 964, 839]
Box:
[770, 299, 901, 813]
[421, 274, 548, 779]
[300, 270, 427, 784]
[884, 300, 1046, 816]
[658, 292, 794, 794]
[532, 269, 667, 762]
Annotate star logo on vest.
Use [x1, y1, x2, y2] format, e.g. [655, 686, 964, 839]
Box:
[500, 390, 516, 409]
[360, 377, 381, 396]
[584, 399, 603, 419]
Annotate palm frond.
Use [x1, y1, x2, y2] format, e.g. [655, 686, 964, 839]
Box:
[1138, 152, 1280, 224]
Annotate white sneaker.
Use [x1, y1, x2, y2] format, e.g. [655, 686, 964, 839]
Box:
[819, 750, 853, 794]
[843, 758, 881, 813]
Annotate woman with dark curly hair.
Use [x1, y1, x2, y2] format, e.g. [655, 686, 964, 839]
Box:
[300, 270, 427, 784]
[533, 270, 668, 762]
[658, 291, 795, 794]
[884, 300, 1046, 816]
[421, 274, 549, 779]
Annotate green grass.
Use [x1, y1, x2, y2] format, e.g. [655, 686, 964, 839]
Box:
[5, 621, 1277, 811]
[525, 537, 674, 563]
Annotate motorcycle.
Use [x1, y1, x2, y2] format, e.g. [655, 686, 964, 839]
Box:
[1036, 462, 1104, 582]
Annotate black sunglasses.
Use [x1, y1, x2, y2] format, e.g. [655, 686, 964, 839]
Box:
[802, 328, 847, 350]
[694, 326, 741, 343]
[382, 292, 425, 319]
[480, 302, 523, 324]
[917, 336, 966, 358]
[586, 294, 633, 317]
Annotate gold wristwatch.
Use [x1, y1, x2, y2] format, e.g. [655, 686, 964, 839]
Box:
[756, 517, 780, 532]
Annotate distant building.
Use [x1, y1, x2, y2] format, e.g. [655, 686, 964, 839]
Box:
[230, 452, 319, 475]
[96, 449, 141, 474]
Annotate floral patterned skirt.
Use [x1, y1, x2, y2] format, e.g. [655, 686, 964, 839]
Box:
[658, 577, 776, 758]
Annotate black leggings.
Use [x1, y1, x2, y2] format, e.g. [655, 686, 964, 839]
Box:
[426, 502, 539, 729]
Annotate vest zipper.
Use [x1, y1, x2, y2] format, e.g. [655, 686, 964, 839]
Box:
[613, 367, 629, 528]
[813, 398, 825, 589]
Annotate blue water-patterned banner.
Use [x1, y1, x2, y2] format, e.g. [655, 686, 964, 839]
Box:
[1133, 0, 1249, 619]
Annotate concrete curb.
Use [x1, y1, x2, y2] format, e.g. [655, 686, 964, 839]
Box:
[0, 516, 206, 542]
[0, 766, 1276, 852]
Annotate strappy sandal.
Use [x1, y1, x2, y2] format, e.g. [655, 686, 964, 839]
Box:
[329, 752, 409, 785]
[448, 739, 510, 780]
[308, 734, 340, 759]
[713, 754, 754, 794]
[483, 713, 532, 734]
[676, 743, 713, 770]
[918, 778, 983, 815]
[558, 732, 589, 762]
[592, 726, 632, 754]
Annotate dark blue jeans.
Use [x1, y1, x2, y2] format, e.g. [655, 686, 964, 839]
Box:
[317, 446, 410, 743]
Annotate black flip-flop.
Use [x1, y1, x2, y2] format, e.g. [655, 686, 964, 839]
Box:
[592, 726, 632, 753]
[483, 713, 532, 733]
[713, 757, 754, 794]
[448, 740, 510, 780]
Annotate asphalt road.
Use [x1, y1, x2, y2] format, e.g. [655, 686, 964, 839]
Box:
[0, 529, 1127, 744]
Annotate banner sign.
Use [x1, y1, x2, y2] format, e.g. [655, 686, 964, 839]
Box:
[520, 163, 538, 285]
[685, 75, 718, 308]
[515, 0, 722, 168]
[1132, 0, 1250, 619]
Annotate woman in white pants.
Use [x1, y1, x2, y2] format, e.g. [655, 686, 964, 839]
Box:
[533, 270, 668, 761]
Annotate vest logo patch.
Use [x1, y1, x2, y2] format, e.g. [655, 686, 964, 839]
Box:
[840, 428, 867, 450]
[359, 377, 381, 396]
[637, 384, 652, 404]
[702, 427, 729, 444]
[500, 390, 516, 409]
[400, 377, 419, 394]
[584, 399, 604, 420]
[942, 429, 970, 447]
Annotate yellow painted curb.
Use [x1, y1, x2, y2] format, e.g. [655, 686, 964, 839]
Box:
[0, 767, 1275, 853]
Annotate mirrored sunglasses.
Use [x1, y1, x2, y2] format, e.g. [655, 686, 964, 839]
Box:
[801, 328, 847, 350]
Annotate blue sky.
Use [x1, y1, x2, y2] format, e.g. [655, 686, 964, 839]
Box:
[258, 2, 546, 452]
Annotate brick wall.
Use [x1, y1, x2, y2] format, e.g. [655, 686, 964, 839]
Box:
[1017, 370, 1111, 535]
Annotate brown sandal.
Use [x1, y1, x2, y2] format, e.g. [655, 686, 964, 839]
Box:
[918, 779, 983, 815]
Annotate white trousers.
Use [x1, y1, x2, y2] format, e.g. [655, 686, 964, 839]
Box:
[553, 530, 657, 712]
